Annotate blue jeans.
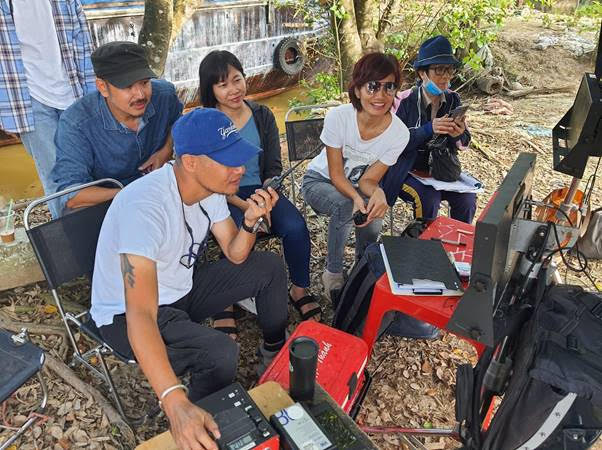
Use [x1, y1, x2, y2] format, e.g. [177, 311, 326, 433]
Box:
[229, 185, 311, 288]
[301, 171, 383, 274]
[399, 175, 477, 224]
[20, 97, 62, 218]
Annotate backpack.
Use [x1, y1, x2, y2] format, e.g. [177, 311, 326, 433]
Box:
[332, 220, 438, 339]
[457, 284, 602, 449]
[331, 242, 385, 336]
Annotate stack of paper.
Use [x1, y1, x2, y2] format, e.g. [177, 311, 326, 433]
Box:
[410, 172, 484, 194]
[380, 236, 464, 296]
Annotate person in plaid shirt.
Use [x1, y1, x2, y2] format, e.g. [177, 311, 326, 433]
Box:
[0, 0, 95, 217]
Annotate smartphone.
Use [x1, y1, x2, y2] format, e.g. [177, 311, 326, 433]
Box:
[449, 104, 470, 119]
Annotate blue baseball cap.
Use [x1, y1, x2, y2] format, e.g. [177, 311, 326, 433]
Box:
[172, 108, 261, 167]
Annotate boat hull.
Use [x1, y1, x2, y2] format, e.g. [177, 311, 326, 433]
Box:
[83, 0, 327, 103]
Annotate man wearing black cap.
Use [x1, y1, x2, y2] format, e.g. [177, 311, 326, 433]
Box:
[50, 41, 183, 215]
[90, 108, 288, 449]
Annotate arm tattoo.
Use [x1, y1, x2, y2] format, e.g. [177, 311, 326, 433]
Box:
[120, 254, 135, 289]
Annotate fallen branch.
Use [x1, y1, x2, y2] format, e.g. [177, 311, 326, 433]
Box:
[44, 354, 136, 448]
[506, 85, 573, 98]
[0, 310, 69, 360]
[469, 138, 494, 162]
[476, 75, 504, 95]
[0, 310, 66, 337]
[472, 129, 496, 140]
[521, 138, 546, 154]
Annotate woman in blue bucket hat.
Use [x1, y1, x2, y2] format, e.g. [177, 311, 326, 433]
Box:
[387, 35, 477, 224]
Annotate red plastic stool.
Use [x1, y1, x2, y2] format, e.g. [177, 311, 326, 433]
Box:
[361, 216, 485, 358]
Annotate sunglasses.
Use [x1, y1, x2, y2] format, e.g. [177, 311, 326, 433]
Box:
[180, 204, 211, 269]
[364, 81, 398, 96]
[429, 65, 456, 76]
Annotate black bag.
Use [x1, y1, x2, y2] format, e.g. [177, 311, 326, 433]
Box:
[458, 285, 602, 450]
[332, 220, 438, 339]
[331, 242, 385, 336]
[428, 138, 462, 182]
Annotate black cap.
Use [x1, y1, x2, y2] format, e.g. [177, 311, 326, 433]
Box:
[91, 41, 157, 88]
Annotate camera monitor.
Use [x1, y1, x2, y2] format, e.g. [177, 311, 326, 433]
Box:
[447, 153, 536, 347]
[552, 23, 602, 178]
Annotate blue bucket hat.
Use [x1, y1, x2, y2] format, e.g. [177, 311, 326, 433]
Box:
[413, 35, 460, 70]
[173, 108, 261, 167]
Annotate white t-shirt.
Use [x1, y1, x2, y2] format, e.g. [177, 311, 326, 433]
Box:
[306, 103, 410, 185]
[12, 0, 76, 109]
[90, 164, 230, 327]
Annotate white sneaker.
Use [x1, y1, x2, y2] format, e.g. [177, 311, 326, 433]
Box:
[321, 270, 345, 300]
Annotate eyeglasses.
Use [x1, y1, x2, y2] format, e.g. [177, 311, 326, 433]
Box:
[429, 65, 456, 77]
[179, 203, 211, 269]
[364, 81, 398, 96]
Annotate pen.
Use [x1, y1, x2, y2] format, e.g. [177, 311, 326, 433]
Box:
[430, 237, 467, 246]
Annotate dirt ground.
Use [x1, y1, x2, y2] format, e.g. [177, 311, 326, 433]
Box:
[1, 13, 602, 450]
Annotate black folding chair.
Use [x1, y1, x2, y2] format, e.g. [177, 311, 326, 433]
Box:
[0, 328, 47, 450]
[23, 179, 138, 421]
[284, 102, 338, 210]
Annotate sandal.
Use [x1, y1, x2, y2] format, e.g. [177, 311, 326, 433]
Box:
[289, 293, 322, 322]
[212, 309, 238, 340]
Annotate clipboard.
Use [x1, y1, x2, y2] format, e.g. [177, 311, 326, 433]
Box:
[380, 237, 463, 296]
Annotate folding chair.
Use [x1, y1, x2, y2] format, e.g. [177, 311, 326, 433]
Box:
[23, 179, 139, 422]
[0, 328, 47, 450]
[284, 102, 339, 210]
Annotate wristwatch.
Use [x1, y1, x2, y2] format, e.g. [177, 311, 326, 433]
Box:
[241, 220, 257, 234]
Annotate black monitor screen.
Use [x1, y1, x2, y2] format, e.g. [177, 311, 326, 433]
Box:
[447, 152, 536, 346]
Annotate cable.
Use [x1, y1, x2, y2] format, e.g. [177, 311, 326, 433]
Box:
[580, 156, 600, 209]
[532, 202, 602, 291]
[517, 222, 552, 298]
[543, 221, 600, 292]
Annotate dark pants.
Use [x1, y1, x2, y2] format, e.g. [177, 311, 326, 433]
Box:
[229, 185, 311, 287]
[399, 175, 477, 224]
[99, 251, 288, 401]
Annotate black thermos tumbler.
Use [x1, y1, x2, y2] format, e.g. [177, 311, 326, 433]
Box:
[289, 336, 319, 402]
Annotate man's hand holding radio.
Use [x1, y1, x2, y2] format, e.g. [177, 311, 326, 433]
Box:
[163, 391, 220, 450]
[243, 187, 279, 230]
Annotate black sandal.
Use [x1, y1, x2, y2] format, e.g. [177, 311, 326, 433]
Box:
[290, 294, 322, 321]
[212, 309, 238, 338]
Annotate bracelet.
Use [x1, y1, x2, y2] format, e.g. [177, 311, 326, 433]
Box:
[241, 219, 257, 234]
[158, 383, 189, 409]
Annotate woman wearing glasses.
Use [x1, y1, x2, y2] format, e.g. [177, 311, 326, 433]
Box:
[301, 52, 409, 298]
[198, 51, 321, 338]
[391, 35, 476, 224]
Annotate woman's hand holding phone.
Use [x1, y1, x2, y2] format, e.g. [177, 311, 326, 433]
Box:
[432, 116, 457, 135]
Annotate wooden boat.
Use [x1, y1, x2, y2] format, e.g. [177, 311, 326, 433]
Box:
[0, 0, 325, 146]
[82, 0, 326, 103]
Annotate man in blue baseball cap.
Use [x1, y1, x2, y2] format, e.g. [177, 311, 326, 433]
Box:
[89, 108, 288, 449]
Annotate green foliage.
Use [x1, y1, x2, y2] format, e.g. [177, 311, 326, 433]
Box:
[523, 0, 554, 8]
[289, 72, 341, 107]
[575, 0, 602, 19]
[385, 0, 512, 72]
[440, 0, 512, 68]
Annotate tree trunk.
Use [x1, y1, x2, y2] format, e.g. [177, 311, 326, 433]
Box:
[138, 0, 174, 76]
[172, 0, 200, 42]
[376, 0, 401, 41]
[338, 0, 363, 83]
[354, 0, 382, 52]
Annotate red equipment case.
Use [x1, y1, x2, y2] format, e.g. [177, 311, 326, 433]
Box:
[259, 321, 369, 414]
